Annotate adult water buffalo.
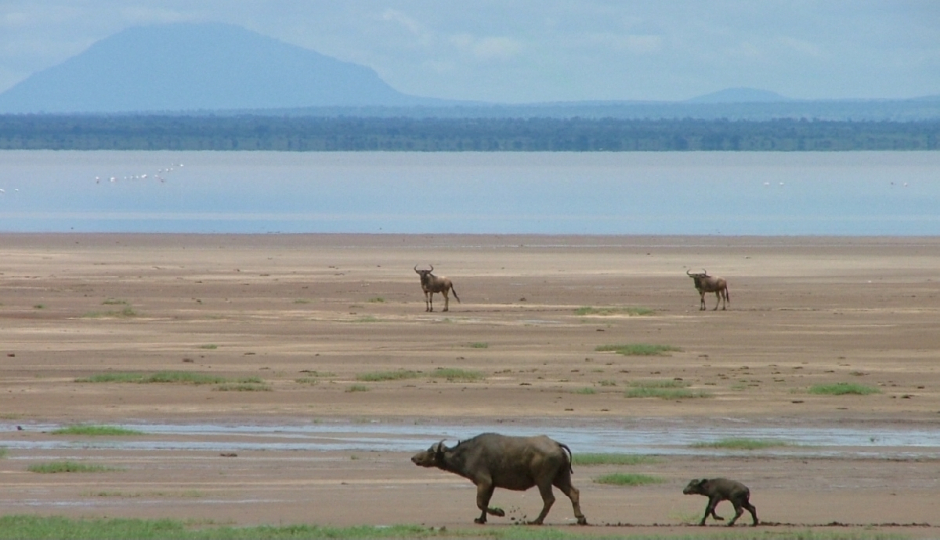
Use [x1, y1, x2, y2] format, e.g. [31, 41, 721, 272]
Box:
[687, 269, 730, 311]
[411, 433, 587, 525]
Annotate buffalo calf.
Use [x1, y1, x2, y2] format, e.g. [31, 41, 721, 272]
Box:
[683, 477, 758, 526]
[411, 433, 587, 525]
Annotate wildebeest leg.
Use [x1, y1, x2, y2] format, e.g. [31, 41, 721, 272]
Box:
[699, 292, 706, 310]
[713, 291, 721, 311]
[554, 473, 587, 525]
[442, 289, 450, 312]
[530, 480, 556, 525]
[423, 291, 431, 312]
[474, 481, 503, 524]
[427, 291, 434, 312]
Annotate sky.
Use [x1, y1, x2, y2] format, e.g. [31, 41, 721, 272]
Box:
[1, 1, 939, 104]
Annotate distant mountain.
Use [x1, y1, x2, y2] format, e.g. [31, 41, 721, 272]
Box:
[686, 87, 791, 103]
[0, 23, 438, 113]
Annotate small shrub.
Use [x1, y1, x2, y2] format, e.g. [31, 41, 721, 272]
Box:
[51, 425, 143, 436]
[809, 382, 881, 396]
[346, 384, 369, 393]
[598, 380, 617, 387]
[593, 473, 666, 486]
[430, 368, 484, 382]
[596, 344, 682, 356]
[28, 462, 118, 474]
[356, 370, 419, 382]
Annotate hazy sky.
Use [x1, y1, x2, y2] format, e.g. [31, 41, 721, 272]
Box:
[1, 1, 938, 103]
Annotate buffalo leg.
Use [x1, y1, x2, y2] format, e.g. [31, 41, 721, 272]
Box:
[554, 476, 587, 525]
[701, 497, 724, 525]
[474, 481, 503, 524]
[530, 481, 556, 525]
[744, 501, 758, 526]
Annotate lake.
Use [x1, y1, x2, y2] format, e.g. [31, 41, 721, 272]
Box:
[0, 151, 938, 235]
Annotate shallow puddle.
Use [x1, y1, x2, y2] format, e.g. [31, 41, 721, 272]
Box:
[4, 419, 940, 458]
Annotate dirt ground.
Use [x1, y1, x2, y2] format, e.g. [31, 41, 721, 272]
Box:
[1, 233, 939, 538]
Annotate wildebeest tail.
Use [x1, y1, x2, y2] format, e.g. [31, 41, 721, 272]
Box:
[451, 285, 460, 303]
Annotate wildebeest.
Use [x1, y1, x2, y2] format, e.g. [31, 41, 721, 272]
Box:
[686, 269, 730, 311]
[414, 264, 460, 312]
[410, 433, 587, 525]
[683, 478, 758, 526]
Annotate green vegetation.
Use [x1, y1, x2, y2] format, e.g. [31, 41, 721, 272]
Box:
[83, 305, 138, 318]
[691, 438, 792, 451]
[572, 387, 597, 395]
[28, 462, 118, 474]
[346, 384, 369, 393]
[468, 342, 489, 349]
[215, 382, 272, 392]
[356, 370, 419, 382]
[595, 344, 682, 356]
[0, 448, 7, 459]
[198, 344, 218, 350]
[51, 425, 143, 436]
[575, 306, 654, 316]
[571, 453, 660, 466]
[809, 382, 881, 396]
[593, 473, 666, 486]
[102, 299, 128, 305]
[2, 115, 939, 152]
[624, 380, 709, 399]
[0, 514, 910, 539]
[429, 368, 484, 382]
[367, 297, 386, 303]
[353, 316, 379, 323]
[77, 371, 228, 385]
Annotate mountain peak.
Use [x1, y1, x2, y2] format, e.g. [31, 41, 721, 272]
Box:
[0, 22, 425, 113]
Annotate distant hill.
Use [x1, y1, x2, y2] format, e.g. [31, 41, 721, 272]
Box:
[0, 23, 438, 113]
[686, 87, 790, 103]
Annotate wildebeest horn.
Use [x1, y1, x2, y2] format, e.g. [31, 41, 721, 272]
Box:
[414, 265, 419, 273]
[686, 269, 693, 276]
[428, 264, 434, 272]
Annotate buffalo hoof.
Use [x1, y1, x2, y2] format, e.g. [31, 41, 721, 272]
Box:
[577, 517, 588, 525]
[490, 508, 505, 517]
[473, 518, 486, 525]
[526, 520, 544, 526]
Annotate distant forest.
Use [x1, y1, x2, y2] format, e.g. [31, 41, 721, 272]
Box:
[1, 115, 938, 151]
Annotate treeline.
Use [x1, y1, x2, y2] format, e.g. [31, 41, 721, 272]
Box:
[0, 115, 938, 151]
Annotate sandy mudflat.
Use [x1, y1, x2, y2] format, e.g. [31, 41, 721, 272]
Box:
[1, 233, 939, 537]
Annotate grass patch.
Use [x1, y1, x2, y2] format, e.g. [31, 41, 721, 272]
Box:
[198, 344, 218, 350]
[346, 384, 369, 393]
[572, 453, 660, 466]
[215, 383, 272, 392]
[28, 462, 118, 474]
[352, 316, 379, 323]
[468, 342, 489, 349]
[367, 297, 386, 303]
[0, 514, 906, 539]
[595, 343, 681, 356]
[356, 370, 419, 382]
[76, 371, 228, 385]
[593, 473, 666, 486]
[691, 438, 792, 450]
[576, 306, 654, 316]
[51, 425, 143, 436]
[293, 298, 311, 304]
[624, 381, 709, 399]
[572, 387, 597, 395]
[809, 382, 881, 396]
[82, 305, 138, 318]
[0, 448, 7, 459]
[102, 298, 128, 305]
[429, 368, 484, 382]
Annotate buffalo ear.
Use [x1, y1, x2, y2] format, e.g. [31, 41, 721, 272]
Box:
[697, 479, 708, 487]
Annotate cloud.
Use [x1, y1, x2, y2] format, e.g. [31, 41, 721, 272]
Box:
[451, 34, 523, 61]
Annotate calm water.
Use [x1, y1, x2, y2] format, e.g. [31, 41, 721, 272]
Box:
[1, 151, 938, 235]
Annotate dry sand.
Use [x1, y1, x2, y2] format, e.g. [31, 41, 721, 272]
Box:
[1, 233, 939, 537]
